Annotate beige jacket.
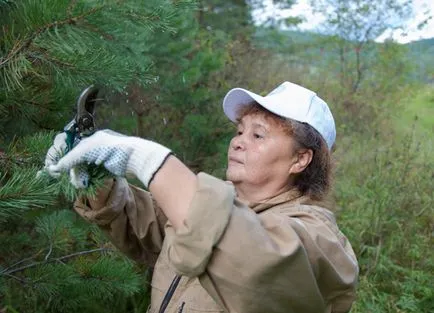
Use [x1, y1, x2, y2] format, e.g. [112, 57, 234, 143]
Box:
[75, 173, 358, 313]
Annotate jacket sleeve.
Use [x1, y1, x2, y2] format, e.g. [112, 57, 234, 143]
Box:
[163, 173, 358, 313]
[74, 178, 167, 267]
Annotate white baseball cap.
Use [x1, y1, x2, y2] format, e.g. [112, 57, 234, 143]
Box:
[222, 81, 336, 150]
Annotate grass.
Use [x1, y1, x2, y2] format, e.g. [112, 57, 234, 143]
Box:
[333, 84, 434, 313]
[393, 85, 434, 136]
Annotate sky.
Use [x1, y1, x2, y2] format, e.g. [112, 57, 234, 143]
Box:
[254, 0, 434, 44]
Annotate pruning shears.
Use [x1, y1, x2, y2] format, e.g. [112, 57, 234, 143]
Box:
[64, 85, 101, 152]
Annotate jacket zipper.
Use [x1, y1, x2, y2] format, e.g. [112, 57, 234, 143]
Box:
[158, 275, 181, 313]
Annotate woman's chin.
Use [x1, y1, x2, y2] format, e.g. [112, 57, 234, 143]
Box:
[225, 169, 243, 183]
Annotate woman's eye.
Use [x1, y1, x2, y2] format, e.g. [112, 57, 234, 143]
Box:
[254, 133, 263, 139]
[237, 131, 243, 136]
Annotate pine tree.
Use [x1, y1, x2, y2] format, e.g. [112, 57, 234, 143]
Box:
[116, 7, 232, 175]
[0, 1, 195, 311]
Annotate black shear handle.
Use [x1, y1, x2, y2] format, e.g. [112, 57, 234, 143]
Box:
[76, 85, 99, 137]
[64, 85, 100, 152]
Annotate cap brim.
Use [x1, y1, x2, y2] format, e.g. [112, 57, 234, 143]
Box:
[223, 88, 265, 122]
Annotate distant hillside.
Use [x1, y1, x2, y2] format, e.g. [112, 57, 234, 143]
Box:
[406, 37, 434, 51]
[255, 27, 434, 52]
[253, 28, 324, 51]
[405, 38, 434, 82]
[253, 28, 434, 82]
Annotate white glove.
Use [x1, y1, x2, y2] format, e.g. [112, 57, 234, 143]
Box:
[46, 130, 172, 189]
[43, 132, 68, 167]
[40, 132, 91, 188]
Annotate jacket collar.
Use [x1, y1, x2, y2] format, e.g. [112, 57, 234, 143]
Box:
[243, 188, 316, 214]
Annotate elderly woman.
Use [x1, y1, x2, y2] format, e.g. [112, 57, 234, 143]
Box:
[46, 81, 358, 313]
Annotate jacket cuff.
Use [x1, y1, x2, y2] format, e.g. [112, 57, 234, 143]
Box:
[74, 178, 130, 226]
[164, 173, 235, 277]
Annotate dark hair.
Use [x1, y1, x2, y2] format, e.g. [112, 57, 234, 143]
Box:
[236, 102, 333, 200]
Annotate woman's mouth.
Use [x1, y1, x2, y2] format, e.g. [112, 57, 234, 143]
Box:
[228, 157, 243, 164]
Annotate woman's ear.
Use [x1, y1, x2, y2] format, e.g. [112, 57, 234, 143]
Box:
[289, 149, 313, 175]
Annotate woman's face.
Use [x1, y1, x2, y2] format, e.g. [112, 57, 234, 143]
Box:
[226, 113, 298, 191]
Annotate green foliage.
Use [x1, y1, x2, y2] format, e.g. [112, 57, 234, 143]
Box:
[197, 0, 253, 35]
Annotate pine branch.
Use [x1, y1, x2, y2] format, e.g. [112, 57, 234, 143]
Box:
[1, 0, 196, 69]
[29, 48, 75, 69]
[1, 248, 113, 276]
[0, 3, 112, 68]
[2, 131, 112, 202]
[0, 166, 110, 224]
[0, 167, 58, 220]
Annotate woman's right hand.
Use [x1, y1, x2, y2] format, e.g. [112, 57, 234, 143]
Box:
[46, 129, 171, 189]
[41, 132, 91, 188]
[44, 132, 68, 167]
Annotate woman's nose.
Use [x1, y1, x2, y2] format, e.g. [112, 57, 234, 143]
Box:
[231, 135, 245, 150]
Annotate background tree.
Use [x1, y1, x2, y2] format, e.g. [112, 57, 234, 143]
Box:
[251, 0, 303, 29]
[309, 0, 413, 93]
[196, 0, 252, 35]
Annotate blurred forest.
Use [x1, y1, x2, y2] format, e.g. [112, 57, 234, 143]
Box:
[0, 0, 433, 312]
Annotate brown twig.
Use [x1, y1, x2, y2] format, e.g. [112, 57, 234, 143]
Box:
[2, 247, 113, 275]
[79, 21, 114, 41]
[3, 273, 28, 284]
